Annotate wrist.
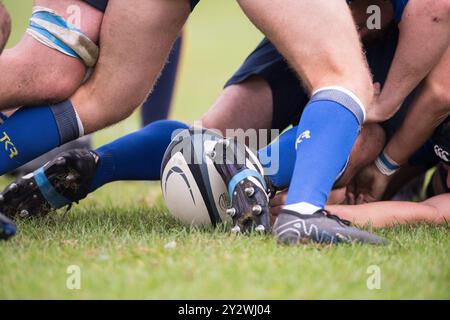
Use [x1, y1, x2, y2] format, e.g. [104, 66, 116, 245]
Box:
[374, 150, 400, 176]
[374, 94, 403, 122]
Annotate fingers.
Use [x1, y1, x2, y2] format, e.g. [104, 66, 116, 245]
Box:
[346, 191, 356, 205]
[269, 189, 287, 207]
[269, 189, 287, 217]
[346, 181, 357, 205]
[356, 194, 365, 205]
[270, 205, 283, 217]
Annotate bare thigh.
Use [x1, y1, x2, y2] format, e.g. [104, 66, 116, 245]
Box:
[238, 0, 373, 108]
[201, 76, 273, 135]
[72, 0, 191, 133]
[0, 0, 103, 110]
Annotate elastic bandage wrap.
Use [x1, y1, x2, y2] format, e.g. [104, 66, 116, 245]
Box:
[375, 150, 400, 176]
[27, 6, 99, 67]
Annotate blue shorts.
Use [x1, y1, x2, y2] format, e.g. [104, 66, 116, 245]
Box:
[225, 27, 407, 131]
[83, 0, 199, 12]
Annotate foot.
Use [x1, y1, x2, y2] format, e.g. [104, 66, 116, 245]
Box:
[0, 149, 98, 219]
[273, 209, 387, 245]
[0, 213, 16, 240]
[9, 136, 92, 177]
[209, 138, 271, 233]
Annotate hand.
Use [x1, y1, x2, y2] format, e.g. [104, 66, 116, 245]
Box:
[366, 82, 385, 123]
[346, 163, 391, 204]
[269, 190, 288, 217]
[366, 82, 402, 123]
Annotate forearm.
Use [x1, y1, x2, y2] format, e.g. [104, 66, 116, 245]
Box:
[0, 2, 11, 53]
[374, 0, 450, 120]
[327, 199, 444, 228]
[422, 194, 450, 223]
[383, 48, 450, 165]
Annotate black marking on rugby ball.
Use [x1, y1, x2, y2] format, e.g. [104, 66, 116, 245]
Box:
[164, 166, 196, 205]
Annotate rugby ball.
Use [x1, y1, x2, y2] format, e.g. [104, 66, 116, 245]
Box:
[160, 128, 231, 226]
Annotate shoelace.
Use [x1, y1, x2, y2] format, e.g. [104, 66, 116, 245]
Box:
[321, 210, 352, 226]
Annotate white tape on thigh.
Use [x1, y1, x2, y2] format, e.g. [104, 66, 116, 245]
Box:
[26, 6, 99, 67]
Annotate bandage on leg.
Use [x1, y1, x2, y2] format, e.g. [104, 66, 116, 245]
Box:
[27, 6, 99, 67]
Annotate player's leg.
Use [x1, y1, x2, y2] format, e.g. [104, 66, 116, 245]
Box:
[0, 37, 278, 218]
[0, 5, 14, 239]
[0, 119, 189, 218]
[72, 0, 192, 133]
[0, 0, 103, 110]
[238, 0, 382, 244]
[238, 0, 373, 101]
[202, 38, 312, 231]
[262, 123, 386, 192]
[0, 0, 191, 176]
[0, 37, 292, 219]
[0, 2, 11, 53]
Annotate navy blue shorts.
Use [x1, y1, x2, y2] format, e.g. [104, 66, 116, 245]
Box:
[226, 27, 407, 131]
[83, 0, 199, 12]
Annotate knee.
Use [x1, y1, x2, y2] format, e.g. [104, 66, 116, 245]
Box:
[0, 4, 11, 51]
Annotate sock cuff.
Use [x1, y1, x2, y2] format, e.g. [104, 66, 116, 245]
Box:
[311, 86, 366, 125]
[50, 100, 83, 145]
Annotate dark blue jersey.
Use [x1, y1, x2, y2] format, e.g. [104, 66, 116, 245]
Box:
[391, 0, 409, 22]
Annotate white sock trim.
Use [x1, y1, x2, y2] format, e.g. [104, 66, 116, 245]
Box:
[284, 202, 321, 216]
[74, 109, 85, 137]
[312, 86, 367, 123]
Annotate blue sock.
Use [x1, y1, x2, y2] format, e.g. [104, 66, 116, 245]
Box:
[0, 100, 81, 175]
[258, 126, 298, 189]
[89, 120, 189, 191]
[285, 88, 365, 213]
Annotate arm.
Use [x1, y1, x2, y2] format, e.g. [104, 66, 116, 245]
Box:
[0, 2, 11, 53]
[327, 193, 450, 228]
[370, 0, 450, 122]
[350, 48, 450, 202]
[384, 48, 450, 165]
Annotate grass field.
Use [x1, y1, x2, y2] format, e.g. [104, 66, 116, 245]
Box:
[1, 1, 449, 300]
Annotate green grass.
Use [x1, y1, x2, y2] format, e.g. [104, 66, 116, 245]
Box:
[1, 1, 449, 299]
